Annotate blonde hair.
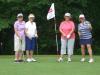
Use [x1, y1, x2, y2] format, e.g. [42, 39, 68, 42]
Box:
[28, 14, 35, 19]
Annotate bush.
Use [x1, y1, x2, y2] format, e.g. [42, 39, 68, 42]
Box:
[0, 0, 100, 55]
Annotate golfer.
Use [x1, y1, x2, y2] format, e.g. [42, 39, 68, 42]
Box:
[14, 13, 25, 63]
[25, 14, 38, 62]
[78, 14, 94, 63]
[58, 13, 75, 62]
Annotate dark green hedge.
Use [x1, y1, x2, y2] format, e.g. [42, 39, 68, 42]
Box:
[0, 0, 100, 55]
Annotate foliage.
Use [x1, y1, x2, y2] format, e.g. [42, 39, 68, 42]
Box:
[0, 0, 100, 54]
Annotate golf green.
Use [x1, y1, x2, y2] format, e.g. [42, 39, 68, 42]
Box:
[0, 55, 99, 75]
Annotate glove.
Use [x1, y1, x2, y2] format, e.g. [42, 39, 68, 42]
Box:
[67, 34, 71, 39]
[35, 34, 38, 38]
[26, 33, 32, 40]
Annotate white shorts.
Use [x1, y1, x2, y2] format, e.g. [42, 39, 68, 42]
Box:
[14, 34, 25, 51]
[61, 38, 75, 55]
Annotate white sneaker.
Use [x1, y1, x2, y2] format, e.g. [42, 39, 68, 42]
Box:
[68, 58, 71, 62]
[31, 58, 37, 62]
[26, 58, 32, 62]
[58, 57, 63, 62]
[81, 58, 85, 62]
[88, 59, 94, 63]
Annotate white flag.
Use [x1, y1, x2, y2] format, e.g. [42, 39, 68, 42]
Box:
[47, 3, 55, 20]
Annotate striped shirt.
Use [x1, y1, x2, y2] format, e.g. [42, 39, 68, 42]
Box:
[78, 21, 92, 39]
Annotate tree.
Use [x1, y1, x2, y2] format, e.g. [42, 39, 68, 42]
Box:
[0, 0, 100, 54]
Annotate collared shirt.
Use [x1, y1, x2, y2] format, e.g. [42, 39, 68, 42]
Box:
[78, 21, 92, 39]
[25, 21, 37, 38]
[59, 20, 75, 39]
[14, 20, 25, 37]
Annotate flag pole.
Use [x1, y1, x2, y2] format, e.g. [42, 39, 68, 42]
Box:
[54, 17, 59, 55]
[47, 3, 59, 55]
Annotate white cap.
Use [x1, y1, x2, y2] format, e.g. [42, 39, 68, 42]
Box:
[17, 13, 23, 17]
[64, 13, 71, 17]
[79, 14, 85, 18]
[28, 14, 35, 18]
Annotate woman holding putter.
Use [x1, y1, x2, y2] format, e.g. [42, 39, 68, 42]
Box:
[14, 13, 25, 63]
[25, 14, 38, 62]
[58, 13, 75, 62]
[78, 14, 94, 63]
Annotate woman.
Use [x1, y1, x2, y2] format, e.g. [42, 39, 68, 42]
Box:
[25, 14, 38, 62]
[58, 13, 75, 62]
[14, 13, 25, 63]
[78, 14, 94, 63]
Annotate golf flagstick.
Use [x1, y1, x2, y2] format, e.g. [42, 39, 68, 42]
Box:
[36, 38, 39, 55]
[47, 3, 59, 55]
[54, 17, 59, 55]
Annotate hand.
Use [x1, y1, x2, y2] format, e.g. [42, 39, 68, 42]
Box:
[78, 32, 81, 37]
[35, 34, 38, 38]
[16, 34, 21, 39]
[29, 36, 32, 40]
[26, 33, 32, 40]
[67, 34, 71, 39]
[62, 33, 66, 37]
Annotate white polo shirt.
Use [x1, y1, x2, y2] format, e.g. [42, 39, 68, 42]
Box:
[25, 21, 37, 38]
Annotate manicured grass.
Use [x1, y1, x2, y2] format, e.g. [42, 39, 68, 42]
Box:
[0, 55, 100, 75]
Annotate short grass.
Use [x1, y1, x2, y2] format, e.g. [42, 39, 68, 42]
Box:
[0, 55, 100, 75]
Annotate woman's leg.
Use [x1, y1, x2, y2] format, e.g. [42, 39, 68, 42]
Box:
[80, 44, 86, 62]
[29, 38, 36, 61]
[14, 34, 20, 61]
[19, 50, 24, 61]
[26, 50, 30, 59]
[20, 37, 25, 60]
[86, 44, 94, 63]
[25, 36, 31, 60]
[58, 38, 67, 61]
[67, 39, 75, 61]
[19, 51, 22, 60]
[81, 45, 85, 58]
[29, 50, 36, 61]
[30, 38, 36, 58]
[30, 51, 33, 58]
[15, 51, 19, 60]
[86, 44, 93, 59]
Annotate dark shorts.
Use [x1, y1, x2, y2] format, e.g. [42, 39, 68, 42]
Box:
[25, 36, 36, 51]
[80, 38, 92, 45]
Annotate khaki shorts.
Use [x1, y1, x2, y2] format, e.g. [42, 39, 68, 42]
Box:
[14, 34, 25, 51]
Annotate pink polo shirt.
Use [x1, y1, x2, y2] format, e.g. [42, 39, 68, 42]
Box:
[59, 20, 75, 39]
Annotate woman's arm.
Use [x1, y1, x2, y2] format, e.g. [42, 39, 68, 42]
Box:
[68, 22, 75, 36]
[25, 23, 29, 37]
[25, 28, 32, 39]
[34, 23, 38, 37]
[14, 22, 20, 38]
[78, 31, 81, 36]
[69, 27, 74, 35]
[59, 28, 66, 36]
[14, 28, 20, 38]
[89, 24, 92, 30]
[25, 28, 28, 35]
[87, 21, 92, 30]
[35, 29, 38, 37]
[59, 22, 66, 37]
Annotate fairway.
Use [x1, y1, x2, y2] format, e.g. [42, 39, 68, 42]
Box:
[0, 55, 100, 75]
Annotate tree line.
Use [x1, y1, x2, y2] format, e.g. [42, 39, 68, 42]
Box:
[0, 0, 100, 55]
